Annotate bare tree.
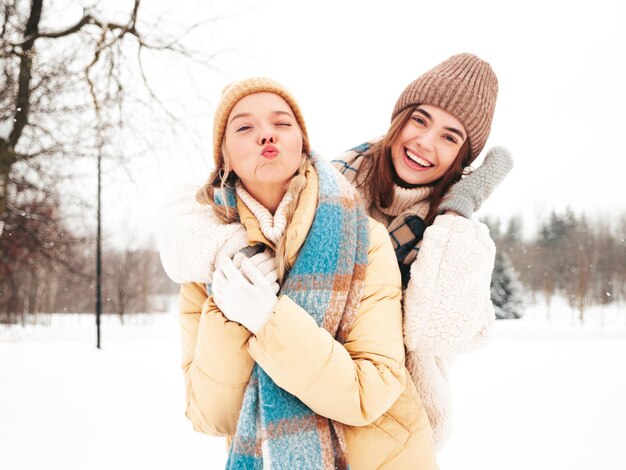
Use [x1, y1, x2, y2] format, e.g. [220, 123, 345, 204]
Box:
[106, 247, 135, 324]
[485, 210, 626, 324]
[1, 0, 213, 231]
[0, 190, 86, 323]
[593, 220, 618, 306]
[0, 0, 216, 324]
[103, 246, 169, 323]
[103, 245, 175, 319]
[618, 216, 626, 303]
[568, 215, 597, 324]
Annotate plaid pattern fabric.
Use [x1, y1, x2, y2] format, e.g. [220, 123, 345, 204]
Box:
[331, 142, 372, 177]
[388, 215, 427, 286]
[332, 143, 430, 287]
[214, 155, 368, 469]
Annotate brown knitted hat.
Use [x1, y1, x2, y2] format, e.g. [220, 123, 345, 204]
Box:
[392, 53, 498, 161]
[212, 77, 310, 169]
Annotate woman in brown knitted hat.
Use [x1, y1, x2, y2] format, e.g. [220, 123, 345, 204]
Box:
[332, 52, 514, 450]
[159, 77, 438, 469]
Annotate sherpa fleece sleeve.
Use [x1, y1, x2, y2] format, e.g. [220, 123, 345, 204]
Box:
[246, 219, 406, 427]
[179, 282, 254, 436]
[402, 214, 496, 356]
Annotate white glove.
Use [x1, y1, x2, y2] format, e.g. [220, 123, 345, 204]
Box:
[212, 257, 278, 334]
[232, 248, 280, 294]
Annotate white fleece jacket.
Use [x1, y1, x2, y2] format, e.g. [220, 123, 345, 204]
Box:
[403, 213, 496, 449]
[157, 184, 248, 284]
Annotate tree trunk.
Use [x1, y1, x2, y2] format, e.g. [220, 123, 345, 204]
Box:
[0, 142, 14, 228]
[0, 0, 42, 225]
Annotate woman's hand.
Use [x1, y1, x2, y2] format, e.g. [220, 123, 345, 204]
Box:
[438, 146, 513, 218]
[232, 248, 280, 294]
[212, 257, 278, 334]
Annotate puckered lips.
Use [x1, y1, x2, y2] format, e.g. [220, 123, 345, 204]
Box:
[261, 144, 279, 159]
[404, 147, 434, 171]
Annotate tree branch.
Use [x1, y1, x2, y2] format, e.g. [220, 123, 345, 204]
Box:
[28, 14, 93, 41]
[9, 0, 41, 148]
[136, 44, 178, 122]
[12, 0, 141, 46]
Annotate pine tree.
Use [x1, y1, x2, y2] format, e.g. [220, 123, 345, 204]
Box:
[491, 250, 526, 319]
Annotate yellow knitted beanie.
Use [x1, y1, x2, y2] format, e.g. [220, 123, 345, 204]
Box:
[212, 77, 310, 169]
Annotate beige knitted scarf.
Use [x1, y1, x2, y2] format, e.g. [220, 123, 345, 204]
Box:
[235, 182, 292, 244]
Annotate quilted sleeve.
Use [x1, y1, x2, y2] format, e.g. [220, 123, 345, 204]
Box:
[179, 282, 255, 436]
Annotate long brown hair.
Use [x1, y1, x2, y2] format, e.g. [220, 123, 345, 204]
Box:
[356, 105, 472, 225]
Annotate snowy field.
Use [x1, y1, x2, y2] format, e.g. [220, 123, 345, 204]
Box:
[1, 297, 625, 470]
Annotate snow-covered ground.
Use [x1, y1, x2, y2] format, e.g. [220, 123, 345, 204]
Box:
[1, 297, 625, 470]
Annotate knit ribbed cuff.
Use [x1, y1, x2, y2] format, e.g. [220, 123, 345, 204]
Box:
[438, 195, 474, 219]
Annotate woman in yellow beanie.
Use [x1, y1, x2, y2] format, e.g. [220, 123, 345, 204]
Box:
[332, 53, 514, 450]
[160, 77, 437, 468]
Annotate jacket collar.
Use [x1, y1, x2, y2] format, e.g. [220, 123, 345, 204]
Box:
[236, 164, 318, 270]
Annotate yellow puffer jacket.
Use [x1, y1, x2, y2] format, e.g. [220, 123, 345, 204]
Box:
[179, 166, 437, 469]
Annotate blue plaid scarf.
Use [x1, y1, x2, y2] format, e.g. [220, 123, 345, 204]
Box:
[213, 156, 368, 469]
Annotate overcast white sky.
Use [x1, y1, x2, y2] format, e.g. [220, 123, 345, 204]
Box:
[96, 0, 626, 246]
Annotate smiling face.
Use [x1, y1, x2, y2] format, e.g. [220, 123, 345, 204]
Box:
[224, 92, 304, 197]
[390, 104, 467, 186]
